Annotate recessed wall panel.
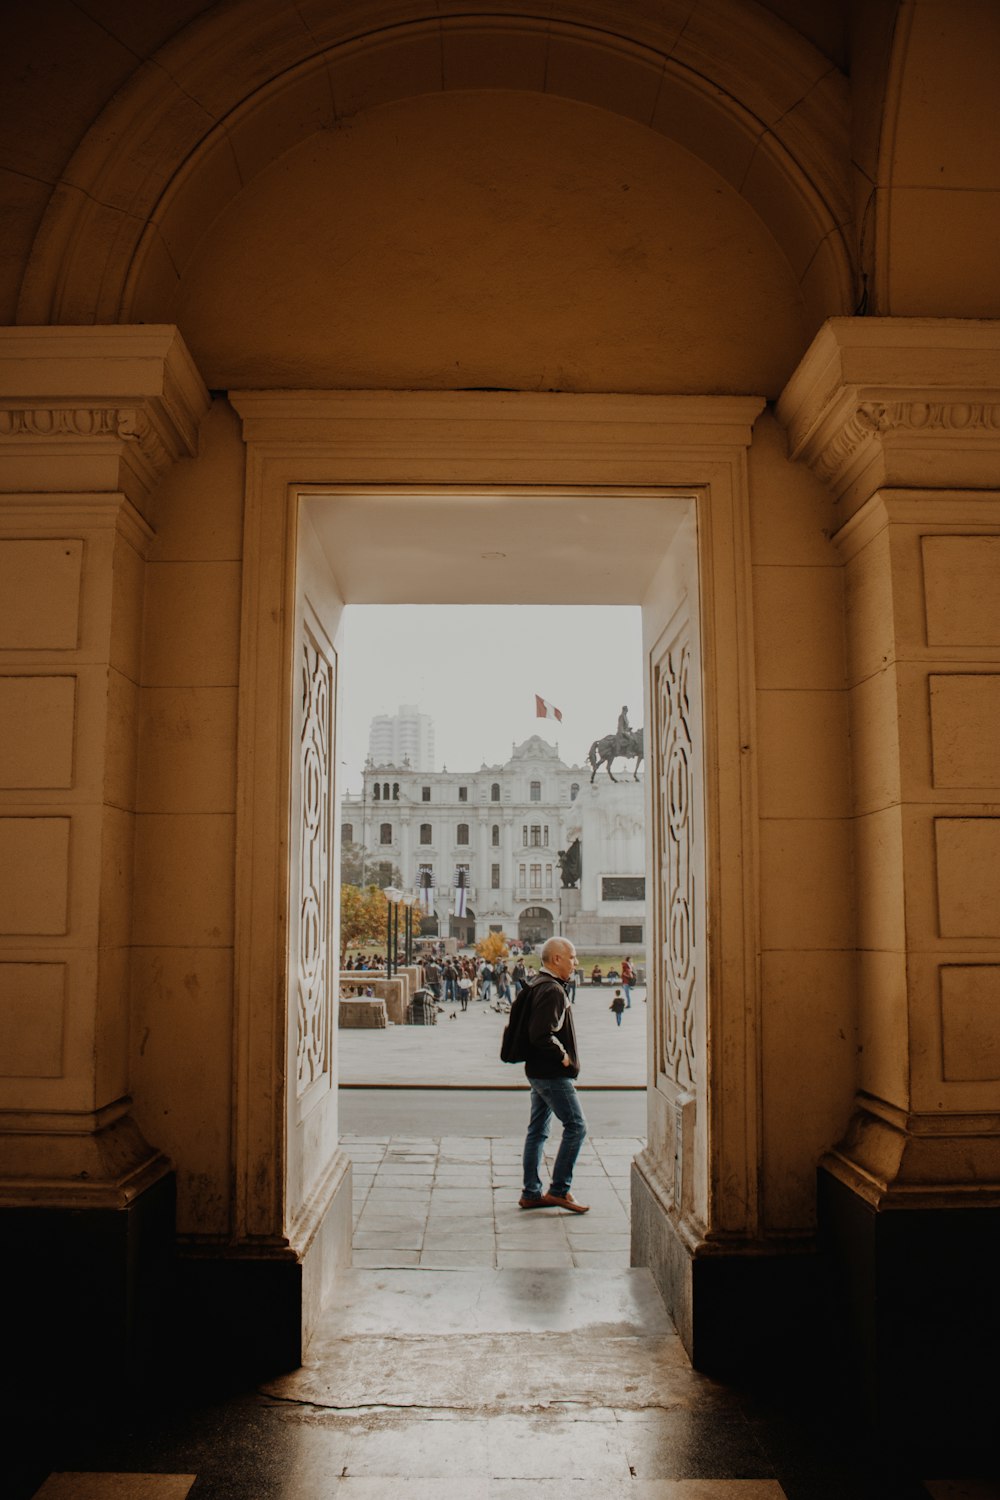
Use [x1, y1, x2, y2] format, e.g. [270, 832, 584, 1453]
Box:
[929, 675, 1000, 788]
[935, 818, 1000, 937]
[0, 817, 70, 934]
[0, 539, 82, 648]
[0, 676, 75, 787]
[0, 962, 65, 1076]
[941, 965, 1000, 1082]
[923, 536, 1000, 646]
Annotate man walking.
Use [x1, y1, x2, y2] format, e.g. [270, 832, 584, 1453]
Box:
[519, 936, 589, 1213]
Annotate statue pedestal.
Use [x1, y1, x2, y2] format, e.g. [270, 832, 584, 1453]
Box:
[560, 888, 582, 916]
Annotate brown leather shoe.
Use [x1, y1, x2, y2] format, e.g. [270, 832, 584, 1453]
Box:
[518, 1193, 550, 1209]
[543, 1191, 590, 1213]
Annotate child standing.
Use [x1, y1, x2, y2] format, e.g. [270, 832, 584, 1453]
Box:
[610, 989, 626, 1026]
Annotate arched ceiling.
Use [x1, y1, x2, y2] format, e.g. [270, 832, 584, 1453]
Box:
[8, 0, 855, 337]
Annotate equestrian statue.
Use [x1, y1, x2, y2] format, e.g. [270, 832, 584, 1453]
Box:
[587, 704, 645, 783]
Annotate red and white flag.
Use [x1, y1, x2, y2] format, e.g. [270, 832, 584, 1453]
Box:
[535, 694, 562, 722]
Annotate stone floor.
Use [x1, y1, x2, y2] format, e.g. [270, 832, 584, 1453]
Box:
[21, 1120, 1000, 1498]
[347, 1132, 637, 1268]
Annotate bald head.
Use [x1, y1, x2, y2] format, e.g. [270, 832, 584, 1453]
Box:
[541, 936, 577, 980]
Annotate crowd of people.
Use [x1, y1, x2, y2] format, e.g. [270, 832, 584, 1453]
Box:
[342, 943, 640, 1017]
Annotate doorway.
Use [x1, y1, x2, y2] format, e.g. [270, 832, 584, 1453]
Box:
[229, 390, 762, 1352]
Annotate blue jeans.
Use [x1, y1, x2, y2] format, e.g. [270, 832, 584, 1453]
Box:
[623, 983, 632, 1007]
[522, 1076, 587, 1199]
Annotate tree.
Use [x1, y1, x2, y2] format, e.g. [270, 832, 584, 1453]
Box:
[340, 842, 402, 890]
[476, 930, 509, 964]
[340, 883, 390, 961]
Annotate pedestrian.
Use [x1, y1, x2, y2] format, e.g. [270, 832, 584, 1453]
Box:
[518, 936, 589, 1214]
[458, 972, 472, 1010]
[621, 956, 635, 1008]
[443, 958, 457, 1005]
[512, 956, 527, 995]
[610, 989, 625, 1026]
[480, 960, 493, 1002]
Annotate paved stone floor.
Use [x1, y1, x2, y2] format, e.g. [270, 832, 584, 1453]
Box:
[21, 1120, 1000, 1497]
[346, 1132, 638, 1268]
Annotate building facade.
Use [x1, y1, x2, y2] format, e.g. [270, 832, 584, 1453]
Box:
[366, 703, 435, 773]
[1, 0, 999, 1468]
[343, 735, 645, 949]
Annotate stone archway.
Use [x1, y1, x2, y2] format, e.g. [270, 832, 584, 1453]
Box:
[518, 906, 554, 945]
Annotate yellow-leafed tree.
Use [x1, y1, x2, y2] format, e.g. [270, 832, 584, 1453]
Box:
[475, 930, 509, 964]
[340, 883, 389, 962]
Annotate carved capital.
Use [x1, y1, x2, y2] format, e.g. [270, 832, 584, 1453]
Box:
[0, 326, 210, 510]
[777, 318, 1000, 511]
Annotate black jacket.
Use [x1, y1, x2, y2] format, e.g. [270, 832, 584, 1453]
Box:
[523, 972, 580, 1080]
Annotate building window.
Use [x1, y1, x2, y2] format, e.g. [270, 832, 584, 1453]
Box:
[342, 823, 353, 843]
[545, 865, 552, 889]
[379, 823, 392, 844]
[373, 784, 380, 801]
[530, 825, 542, 846]
[519, 863, 526, 887]
[543, 826, 549, 846]
[419, 823, 432, 845]
[530, 780, 541, 801]
[491, 864, 500, 888]
[491, 783, 500, 802]
[383, 782, 390, 800]
[601, 876, 646, 900]
[457, 823, 470, 845]
[491, 824, 500, 846]
[522, 825, 528, 846]
[530, 863, 542, 889]
[458, 786, 468, 802]
[620, 924, 643, 943]
[570, 783, 580, 801]
[422, 786, 431, 802]
[377, 860, 393, 884]
[392, 783, 399, 801]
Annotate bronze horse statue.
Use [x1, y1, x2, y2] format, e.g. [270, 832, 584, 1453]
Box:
[588, 726, 644, 783]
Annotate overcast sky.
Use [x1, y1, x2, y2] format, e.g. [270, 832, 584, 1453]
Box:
[339, 604, 643, 791]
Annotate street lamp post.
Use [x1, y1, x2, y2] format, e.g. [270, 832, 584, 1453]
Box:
[402, 892, 415, 966]
[384, 885, 402, 978]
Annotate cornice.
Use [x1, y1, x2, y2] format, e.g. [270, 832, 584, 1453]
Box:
[0, 326, 211, 510]
[777, 318, 1000, 511]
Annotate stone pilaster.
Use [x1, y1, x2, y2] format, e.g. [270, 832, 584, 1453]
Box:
[778, 318, 1000, 1459]
[0, 327, 210, 1384]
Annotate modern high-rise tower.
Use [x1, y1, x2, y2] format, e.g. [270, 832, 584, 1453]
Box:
[367, 703, 436, 772]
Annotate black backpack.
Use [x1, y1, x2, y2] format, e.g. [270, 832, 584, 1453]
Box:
[499, 984, 535, 1064]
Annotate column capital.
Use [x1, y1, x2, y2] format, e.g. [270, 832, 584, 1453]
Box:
[0, 325, 210, 510]
[777, 317, 1000, 510]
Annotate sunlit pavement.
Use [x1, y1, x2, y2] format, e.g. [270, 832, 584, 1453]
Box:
[338, 983, 647, 1088]
[344, 1132, 641, 1269]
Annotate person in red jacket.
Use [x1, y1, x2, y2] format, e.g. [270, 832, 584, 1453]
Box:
[621, 955, 636, 1008]
[518, 936, 589, 1214]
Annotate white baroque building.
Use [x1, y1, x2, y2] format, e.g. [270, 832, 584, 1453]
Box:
[342, 734, 645, 949]
[367, 703, 436, 772]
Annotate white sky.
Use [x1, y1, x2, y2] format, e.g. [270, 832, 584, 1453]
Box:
[339, 604, 643, 791]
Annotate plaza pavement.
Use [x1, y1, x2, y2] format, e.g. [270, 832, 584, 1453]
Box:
[338, 981, 647, 1088]
[340, 984, 647, 1270]
[344, 1131, 641, 1271]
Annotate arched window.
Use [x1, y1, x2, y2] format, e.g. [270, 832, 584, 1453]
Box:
[530, 780, 541, 801]
[372, 783, 380, 801]
[383, 782, 390, 801]
[392, 783, 399, 800]
[490, 783, 500, 802]
[379, 822, 392, 844]
[570, 783, 580, 801]
[419, 823, 432, 845]
[342, 823, 353, 843]
[457, 823, 470, 845]
[492, 824, 500, 846]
